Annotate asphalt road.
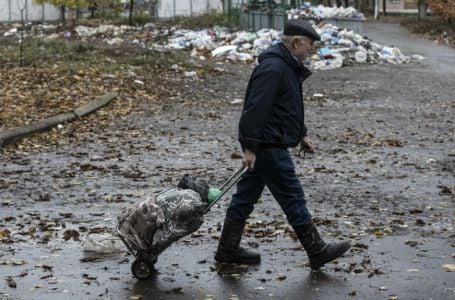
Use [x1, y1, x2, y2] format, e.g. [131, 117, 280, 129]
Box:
[1, 22, 454, 300]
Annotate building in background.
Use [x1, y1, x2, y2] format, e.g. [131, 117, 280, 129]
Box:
[0, 0, 60, 22]
[156, 0, 222, 19]
[0, 0, 424, 23]
[378, 0, 419, 13]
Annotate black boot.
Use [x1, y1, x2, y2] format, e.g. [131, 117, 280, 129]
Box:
[293, 220, 351, 270]
[214, 217, 261, 264]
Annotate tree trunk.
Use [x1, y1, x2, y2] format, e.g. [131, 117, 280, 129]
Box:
[417, 0, 427, 21]
[374, 0, 379, 19]
[129, 0, 134, 26]
[148, 0, 158, 21]
[383, 0, 386, 16]
[60, 5, 65, 23]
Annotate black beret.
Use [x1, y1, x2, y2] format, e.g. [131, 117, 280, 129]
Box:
[283, 19, 321, 41]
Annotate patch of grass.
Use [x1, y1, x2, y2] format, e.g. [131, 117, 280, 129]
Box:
[0, 38, 71, 65]
[162, 11, 240, 29]
[114, 14, 152, 26]
[93, 10, 152, 26]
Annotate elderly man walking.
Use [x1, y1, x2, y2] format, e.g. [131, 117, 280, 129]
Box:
[215, 19, 351, 270]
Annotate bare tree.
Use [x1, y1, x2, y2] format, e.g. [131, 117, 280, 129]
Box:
[417, 0, 427, 21]
[128, 0, 134, 25]
[17, 0, 27, 67]
[147, 0, 159, 20]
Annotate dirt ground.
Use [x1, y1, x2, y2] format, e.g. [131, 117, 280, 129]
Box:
[0, 22, 454, 300]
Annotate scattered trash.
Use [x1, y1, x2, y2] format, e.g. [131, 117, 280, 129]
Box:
[406, 268, 420, 272]
[82, 233, 125, 253]
[0, 259, 27, 265]
[442, 264, 455, 272]
[3, 27, 17, 37]
[355, 50, 367, 63]
[74, 25, 131, 38]
[1, 19, 423, 71]
[184, 71, 197, 77]
[319, 47, 333, 59]
[411, 54, 425, 60]
[287, 4, 365, 20]
[107, 37, 124, 45]
[230, 98, 243, 105]
[212, 45, 237, 58]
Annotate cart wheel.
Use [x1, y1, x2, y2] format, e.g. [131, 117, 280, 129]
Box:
[131, 255, 155, 280]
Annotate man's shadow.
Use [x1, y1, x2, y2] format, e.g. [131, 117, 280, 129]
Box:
[289, 270, 351, 297]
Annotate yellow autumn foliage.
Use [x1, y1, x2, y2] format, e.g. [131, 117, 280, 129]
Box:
[32, 0, 119, 9]
[427, 0, 455, 22]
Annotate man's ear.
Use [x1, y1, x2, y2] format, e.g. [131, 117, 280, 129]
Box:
[292, 37, 300, 49]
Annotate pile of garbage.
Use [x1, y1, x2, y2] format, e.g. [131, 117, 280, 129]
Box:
[287, 4, 365, 20]
[309, 22, 424, 69]
[159, 22, 423, 69]
[2, 20, 424, 70]
[165, 26, 281, 62]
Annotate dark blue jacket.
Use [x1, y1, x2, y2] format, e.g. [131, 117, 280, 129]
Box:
[239, 42, 312, 152]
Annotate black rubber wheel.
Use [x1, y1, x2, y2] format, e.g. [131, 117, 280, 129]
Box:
[131, 254, 155, 280]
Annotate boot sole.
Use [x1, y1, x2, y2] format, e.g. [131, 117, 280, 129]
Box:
[311, 243, 351, 270]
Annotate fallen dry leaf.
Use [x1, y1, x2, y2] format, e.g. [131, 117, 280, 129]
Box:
[6, 276, 17, 288]
[0, 228, 11, 238]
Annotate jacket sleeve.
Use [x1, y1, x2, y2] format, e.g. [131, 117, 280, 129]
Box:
[302, 123, 308, 137]
[239, 61, 282, 152]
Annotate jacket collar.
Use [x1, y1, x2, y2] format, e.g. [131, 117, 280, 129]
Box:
[278, 43, 312, 81]
[258, 43, 313, 81]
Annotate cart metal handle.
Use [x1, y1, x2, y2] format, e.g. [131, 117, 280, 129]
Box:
[203, 166, 249, 213]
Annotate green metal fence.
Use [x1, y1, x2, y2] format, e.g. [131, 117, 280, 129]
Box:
[232, 0, 364, 34]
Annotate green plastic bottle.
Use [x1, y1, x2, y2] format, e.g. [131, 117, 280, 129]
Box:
[208, 188, 222, 203]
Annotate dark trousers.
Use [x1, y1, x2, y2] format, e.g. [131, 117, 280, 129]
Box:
[226, 148, 312, 227]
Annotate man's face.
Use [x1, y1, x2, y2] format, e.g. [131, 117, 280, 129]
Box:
[293, 36, 316, 61]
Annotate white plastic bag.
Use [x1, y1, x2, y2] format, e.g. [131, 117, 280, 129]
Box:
[82, 233, 125, 254]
